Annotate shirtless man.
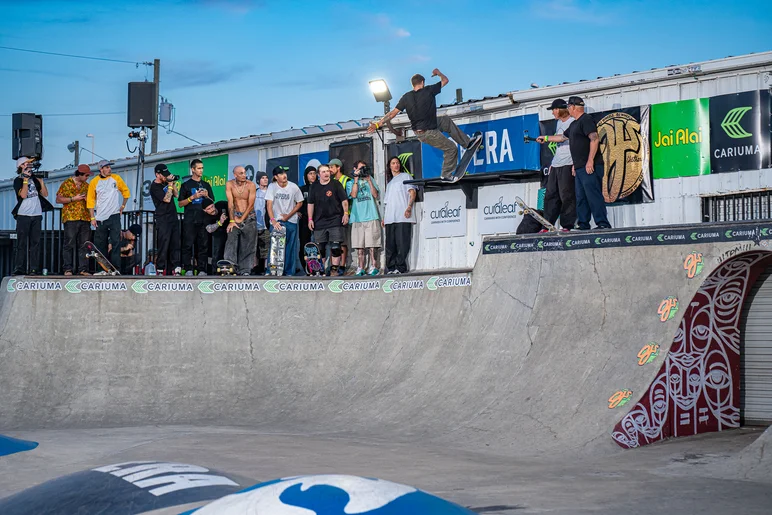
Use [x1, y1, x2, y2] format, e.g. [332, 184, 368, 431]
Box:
[223, 165, 258, 275]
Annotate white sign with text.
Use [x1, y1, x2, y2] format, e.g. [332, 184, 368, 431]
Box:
[422, 189, 467, 238]
[477, 183, 522, 235]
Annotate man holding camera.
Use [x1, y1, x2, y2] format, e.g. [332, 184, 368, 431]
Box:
[56, 163, 93, 275]
[150, 163, 182, 275]
[307, 164, 349, 276]
[179, 159, 214, 275]
[12, 157, 53, 275]
[87, 159, 131, 270]
[347, 160, 381, 275]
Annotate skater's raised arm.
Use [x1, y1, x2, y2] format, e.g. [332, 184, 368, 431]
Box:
[431, 68, 449, 88]
[368, 107, 401, 134]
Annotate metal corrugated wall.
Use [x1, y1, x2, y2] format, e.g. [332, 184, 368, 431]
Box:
[742, 268, 772, 425]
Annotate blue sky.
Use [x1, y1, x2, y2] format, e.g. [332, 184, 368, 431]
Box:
[1, 0, 770, 179]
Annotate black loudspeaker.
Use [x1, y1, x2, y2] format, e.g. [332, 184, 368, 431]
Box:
[12, 113, 43, 160]
[127, 82, 157, 128]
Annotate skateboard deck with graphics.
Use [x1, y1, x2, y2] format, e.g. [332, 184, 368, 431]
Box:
[82, 241, 120, 275]
[303, 242, 324, 276]
[269, 226, 287, 276]
[450, 132, 483, 182]
[514, 196, 557, 232]
[216, 259, 236, 276]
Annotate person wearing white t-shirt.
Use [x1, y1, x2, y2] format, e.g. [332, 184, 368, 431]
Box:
[536, 98, 576, 231]
[265, 166, 304, 276]
[382, 156, 417, 274]
[11, 157, 53, 275]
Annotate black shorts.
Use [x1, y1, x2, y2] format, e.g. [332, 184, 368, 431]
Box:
[314, 226, 344, 244]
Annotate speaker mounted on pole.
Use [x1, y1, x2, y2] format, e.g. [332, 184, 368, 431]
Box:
[127, 82, 158, 129]
[12, 113, 43, 160]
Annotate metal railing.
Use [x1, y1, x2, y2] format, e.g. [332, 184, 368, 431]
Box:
[702, 190, 772, 223]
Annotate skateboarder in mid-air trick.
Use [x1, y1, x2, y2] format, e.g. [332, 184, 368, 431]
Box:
[368, 69, 482, 182]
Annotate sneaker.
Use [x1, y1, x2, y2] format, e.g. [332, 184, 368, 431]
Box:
[368, 267, 379, 276]
[560, 228, 570, 233]
[64, 270, 73, 276]
[173, 267, 182, 276]
[185, 270, 193, 276]
[355, 267, 365, 276]
[94, 271, 108, 276]
[539, 229, 549, 233]
[78, 271, 91, 276]
[198, 271, 207, 276]
[337, 267, 345, 276]
[467, 132, 483, 150]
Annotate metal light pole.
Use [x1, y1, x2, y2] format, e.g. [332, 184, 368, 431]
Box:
[86, 134, 95, 162]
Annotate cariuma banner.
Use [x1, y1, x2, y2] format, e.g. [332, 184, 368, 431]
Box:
[709, 90, 771, 173]
[651, 98, 710, 179]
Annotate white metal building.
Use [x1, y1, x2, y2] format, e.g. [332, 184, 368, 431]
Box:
[1, 51, 771, 272]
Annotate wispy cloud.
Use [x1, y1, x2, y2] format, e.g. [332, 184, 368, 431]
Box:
[407, 54, 430, 63]
[190, 0, 266, 14]
[164, 60, 255, 88]
[372, 13, 411, 40]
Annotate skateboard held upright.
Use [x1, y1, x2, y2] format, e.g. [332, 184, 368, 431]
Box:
[269, 226, 287, 276]
[303, 242, 324, 276]
[514, 196, 557, 232]
[82, 241, 120, 275]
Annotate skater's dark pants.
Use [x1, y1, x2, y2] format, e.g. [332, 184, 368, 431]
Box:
[574, 164, 610, 230]
[62, 220, 91, 273]
[224, 214, 258, 275]
[155, 215, 181, 274]
[416, 116, 471, 178]
[94, 213, 122, 268]
[543, 164, 577, 229]
[385, 222, 412, 273]
[14, 214, 42, 274]
[182, 220, 209, 272]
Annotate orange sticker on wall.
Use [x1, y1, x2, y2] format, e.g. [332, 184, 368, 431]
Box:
[658, 296, 679, 322]
[684, 252, 704, 279]
[637, 343, 660, 365]
[608, 389, 633, 409]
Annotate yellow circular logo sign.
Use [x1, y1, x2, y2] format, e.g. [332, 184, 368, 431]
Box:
[597, 112, 648, 203]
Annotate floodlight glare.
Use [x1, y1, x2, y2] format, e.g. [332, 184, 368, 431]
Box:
[369, 79, 392, 102]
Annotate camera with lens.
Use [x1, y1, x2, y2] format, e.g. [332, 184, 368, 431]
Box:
[166, 174, 179, 182]
[354, 165, 371, 178]
[17, 159, 49, 179]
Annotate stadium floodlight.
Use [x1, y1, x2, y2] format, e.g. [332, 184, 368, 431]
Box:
[369, 79, 393, 115]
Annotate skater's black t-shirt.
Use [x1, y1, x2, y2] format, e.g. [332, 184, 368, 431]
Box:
[563, 113, 604, 168]
[179, 178, 214, 223]
[395, 82, 442, 131]
[149, 181, 177, 219]
[307, 180, 348, 230]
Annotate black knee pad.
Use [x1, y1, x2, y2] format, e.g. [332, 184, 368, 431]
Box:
[330, 241, 343, 257]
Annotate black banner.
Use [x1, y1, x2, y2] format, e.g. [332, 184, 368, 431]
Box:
[386, 139, 424, 201]
[709, 90, 772, 173]
[266, 155, 299, 184]
[482, 222, 772, 255]
[329, 138, 374, 177]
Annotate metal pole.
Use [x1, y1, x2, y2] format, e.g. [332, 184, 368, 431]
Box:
[73, 140, 79, 166]
[151, 58, 160, 154]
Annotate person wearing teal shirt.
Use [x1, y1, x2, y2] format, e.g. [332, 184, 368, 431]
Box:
[347, 160, 382, 275]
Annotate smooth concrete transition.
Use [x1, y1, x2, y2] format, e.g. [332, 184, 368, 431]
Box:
[1, 240, 770, 513]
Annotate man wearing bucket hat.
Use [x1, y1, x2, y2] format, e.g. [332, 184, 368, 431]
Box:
[535, 98, 576, 231]
[56, 164, 94, 275]
[12, 156, 53, 275]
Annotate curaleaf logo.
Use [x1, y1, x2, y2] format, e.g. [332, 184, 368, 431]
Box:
[720, 106, 752, 139]
[429, 201, 462, 220]
[482, 196, 517, 217]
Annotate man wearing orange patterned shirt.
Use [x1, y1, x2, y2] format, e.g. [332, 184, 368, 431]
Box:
[56, 164, 93, 275]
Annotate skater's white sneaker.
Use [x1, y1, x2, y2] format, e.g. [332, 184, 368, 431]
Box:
[173, 267, 182, 276]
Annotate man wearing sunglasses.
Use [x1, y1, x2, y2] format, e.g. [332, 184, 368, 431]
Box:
[56, 164, 94, 275]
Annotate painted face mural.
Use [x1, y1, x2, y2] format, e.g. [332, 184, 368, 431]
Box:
[613, 251, 771, 448]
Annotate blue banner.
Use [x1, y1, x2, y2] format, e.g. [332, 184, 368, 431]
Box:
[298, 151, 329, 186]
[421, 114, 540, 178]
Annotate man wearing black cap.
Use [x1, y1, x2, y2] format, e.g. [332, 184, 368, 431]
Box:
[536, 98, 576, 231]
[87, 159, 131, 268]
[266, 165, 304, 275]
[546, 96, 611, 230]
[56, 163, 93, 275]
[367, 68, 482, 182]
[150, 163, 182, 275]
